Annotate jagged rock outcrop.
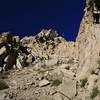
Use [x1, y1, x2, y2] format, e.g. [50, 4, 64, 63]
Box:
[21, 29, 64, 61]
[0, 32, 19, 71]
[0, 32, 34, 71]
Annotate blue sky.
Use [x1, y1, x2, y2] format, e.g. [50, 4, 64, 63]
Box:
[0, 0, 86, 41]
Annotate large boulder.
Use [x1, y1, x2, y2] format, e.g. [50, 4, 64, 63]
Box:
[45, 59, 58, 67]
[58, 77, 77, 99]
[39, 79, 50, 87]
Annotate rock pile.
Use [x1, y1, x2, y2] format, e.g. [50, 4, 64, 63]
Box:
[21, 29, 64, 61]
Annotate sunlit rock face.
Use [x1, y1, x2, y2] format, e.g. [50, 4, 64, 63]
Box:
[0, 29, 77, 71]
[76, 0, 100, 79]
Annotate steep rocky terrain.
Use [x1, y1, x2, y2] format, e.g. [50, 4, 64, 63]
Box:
[0, 0, 100, 100]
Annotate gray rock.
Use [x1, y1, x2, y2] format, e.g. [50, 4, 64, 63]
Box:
[45, 59, 58, 66]
[39, 95, 52, 100]
[53, 93, 63, 100]
[9, 80, 18, 89]
[53, 93, 70, 100]
[39, 79, 50, 87]
[58, 77, 76, 99]
[60, 69, 75, 79]
[46, 74, 54, 81]
[82, 97, 86, 100]
[3, 64, 6, 71]
[4, 56, 9, 62]
[0, 46, 6, 55]
[16, 59, 23, 70]
[94, 95, 100, 100]
[34, 62, 42, 70]
[48, 69, 63, 81]
[13, 65, 16, 69]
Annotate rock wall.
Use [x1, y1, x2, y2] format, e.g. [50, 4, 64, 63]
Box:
[76, 0, 100, 79]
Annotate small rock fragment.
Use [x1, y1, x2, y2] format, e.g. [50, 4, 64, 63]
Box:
[39, 79, 50, 87]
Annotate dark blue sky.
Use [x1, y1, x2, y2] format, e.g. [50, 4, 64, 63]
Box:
[0, 0, 86, 41]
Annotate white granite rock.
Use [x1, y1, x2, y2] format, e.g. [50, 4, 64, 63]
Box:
[39, 79, 50, 87]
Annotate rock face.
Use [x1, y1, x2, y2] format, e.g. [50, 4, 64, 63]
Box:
[58, 77, 76, 99]
[76, 0, 100, 80]
[1, 0, 100, 99]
